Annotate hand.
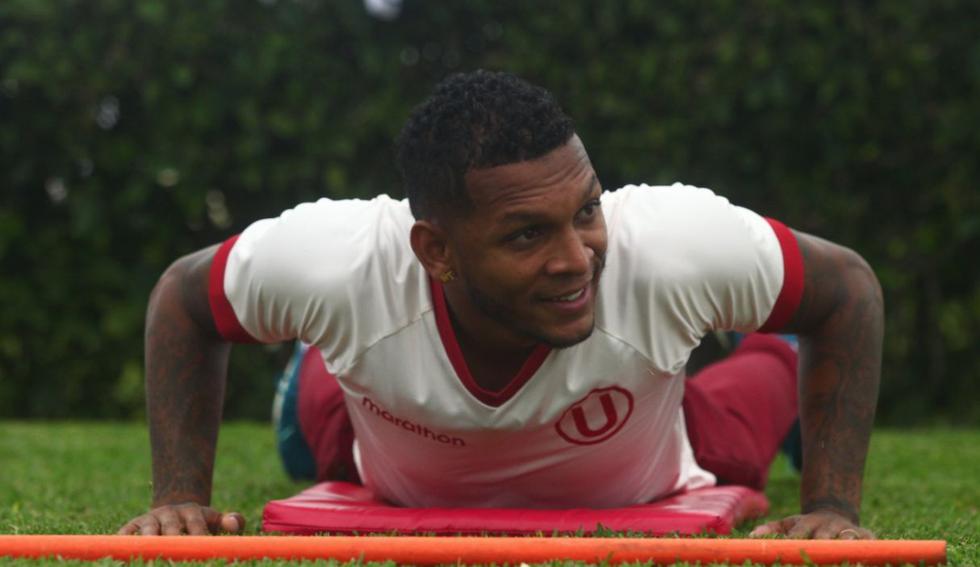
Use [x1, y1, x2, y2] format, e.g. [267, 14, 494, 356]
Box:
[749, 509, 875, 539]
[117, 503, 245, 536]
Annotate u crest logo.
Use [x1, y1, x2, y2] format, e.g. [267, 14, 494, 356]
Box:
[555, 386, 634, 445]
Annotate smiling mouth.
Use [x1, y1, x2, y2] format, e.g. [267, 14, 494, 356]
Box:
[542, 259, 603, 305]
[545, 284, 589, 303]
[547, 288, 586, 302]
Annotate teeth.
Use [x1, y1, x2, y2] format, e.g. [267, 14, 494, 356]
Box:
[553, 288, 584, 302]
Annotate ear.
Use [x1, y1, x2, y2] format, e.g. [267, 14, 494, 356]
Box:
[410, 220, 454, 280]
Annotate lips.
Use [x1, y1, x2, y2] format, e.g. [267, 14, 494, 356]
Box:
[546, 287, 587, 302]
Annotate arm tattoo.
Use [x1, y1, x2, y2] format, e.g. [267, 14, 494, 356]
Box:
[785, 232, 883, 524]
[145, 247, 230, 506]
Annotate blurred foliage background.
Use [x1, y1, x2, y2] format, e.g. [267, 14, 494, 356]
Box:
[1, 0, 978, 424]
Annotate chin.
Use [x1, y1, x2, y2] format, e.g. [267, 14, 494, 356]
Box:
[538, 322, 596, 349]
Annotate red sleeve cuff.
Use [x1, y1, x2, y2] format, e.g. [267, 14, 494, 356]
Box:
[208, 235, 260, 343]
[758, 218, 804, 333]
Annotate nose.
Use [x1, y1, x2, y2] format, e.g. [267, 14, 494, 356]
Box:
[544, 226, 593, 277]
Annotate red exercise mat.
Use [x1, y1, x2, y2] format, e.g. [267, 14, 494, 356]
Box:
[262, 482, 768, 536]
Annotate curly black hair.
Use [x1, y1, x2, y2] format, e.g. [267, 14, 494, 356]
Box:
[396, 70, 575, 220]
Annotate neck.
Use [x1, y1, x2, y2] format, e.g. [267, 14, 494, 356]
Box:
[442, 285, 537, 392]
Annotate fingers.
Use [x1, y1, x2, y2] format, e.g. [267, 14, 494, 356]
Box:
[749, 515, 800, 537]
[118, 505, 245, 536]
[840, 526, 876, 540]
[156, 506, 185, 536]
[116, 514, 162, 536]
[220, 512, 246, 534]
[793, 513, 876, 540]
[117, 516, 152, 535]
[750, 511, 876, 540]
[179, 505, 213, 536]
[789, 514, 833, 538]
[198, 508, 245, 534]
[798, 518, 875, 539]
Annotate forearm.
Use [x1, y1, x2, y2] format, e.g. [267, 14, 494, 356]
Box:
[145, 251, 230, 507]
[796, 258, 883, 523]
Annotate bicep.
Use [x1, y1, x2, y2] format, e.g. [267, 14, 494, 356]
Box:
[781, 230, 881, 335]
[152, 244, 222, 340]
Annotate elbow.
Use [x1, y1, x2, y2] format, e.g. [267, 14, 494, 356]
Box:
[148, 253, 197, 320]
[843, 248, 884, 317]
[823, 247, 885, 348]
[147, 247, 222, 340]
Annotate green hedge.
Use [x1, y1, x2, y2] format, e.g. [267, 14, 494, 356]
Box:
[1, 1, 978, 423]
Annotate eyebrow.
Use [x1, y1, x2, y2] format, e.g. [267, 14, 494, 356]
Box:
[500, 175, 600, 225]
[581, 174, 600, 200]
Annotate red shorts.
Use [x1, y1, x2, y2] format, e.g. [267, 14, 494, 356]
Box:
[296, 333, 798, 491]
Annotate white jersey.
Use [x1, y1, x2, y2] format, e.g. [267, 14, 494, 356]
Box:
[209, 184, 803, 508]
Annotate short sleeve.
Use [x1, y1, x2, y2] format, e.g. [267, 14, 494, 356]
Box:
[209, 234, 258, 343]
[598, 184, 804, 368]
[206, 195, 425, 373]
[756, 218, 804, 332]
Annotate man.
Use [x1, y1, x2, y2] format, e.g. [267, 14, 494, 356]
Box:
[120, 70, 882, 539]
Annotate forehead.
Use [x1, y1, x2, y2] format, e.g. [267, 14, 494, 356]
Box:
[462, 136, 595, 217]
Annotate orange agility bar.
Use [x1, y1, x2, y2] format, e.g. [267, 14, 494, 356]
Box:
[0, 535, 946, 565]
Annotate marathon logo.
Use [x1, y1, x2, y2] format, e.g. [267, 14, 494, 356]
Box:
[362, 397, 466, 447]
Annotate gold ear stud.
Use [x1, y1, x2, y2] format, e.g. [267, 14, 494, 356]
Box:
[439, 270, 456, 283]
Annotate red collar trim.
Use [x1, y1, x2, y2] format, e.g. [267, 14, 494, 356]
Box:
[429, 277, 551, 407]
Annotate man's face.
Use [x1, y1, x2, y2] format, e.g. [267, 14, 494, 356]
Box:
[446, 136, 607, 349]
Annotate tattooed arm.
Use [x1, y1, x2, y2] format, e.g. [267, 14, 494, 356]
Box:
[118, 246, 245, 536]
[751, 231, 883, 540]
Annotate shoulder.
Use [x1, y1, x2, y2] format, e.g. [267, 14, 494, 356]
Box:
[596, 183, 786, 357]
[219, 195, 429, 351]
[602, 183, 778, 278]
[231, 194, 416, 289]
[241, 194, 413, 253]
[603, 182, 751, 234]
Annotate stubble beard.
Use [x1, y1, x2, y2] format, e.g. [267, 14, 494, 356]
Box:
[465, 257, 605, 350]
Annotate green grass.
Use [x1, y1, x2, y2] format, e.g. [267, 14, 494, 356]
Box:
[1, 422, 976, 565]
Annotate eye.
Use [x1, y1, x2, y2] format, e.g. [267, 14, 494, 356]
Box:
[515, 227, 542, 242]
[577, 199, 601, 221]
[506, 226, 543, 245]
